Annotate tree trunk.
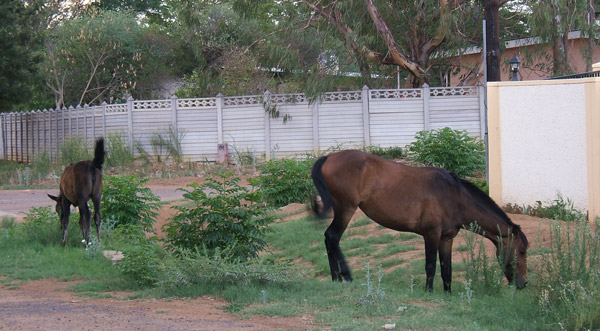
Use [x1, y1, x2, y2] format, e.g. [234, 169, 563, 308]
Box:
[485, 0, 501, 82]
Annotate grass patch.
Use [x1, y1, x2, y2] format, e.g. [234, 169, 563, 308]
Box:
[2, 200, 599, 330]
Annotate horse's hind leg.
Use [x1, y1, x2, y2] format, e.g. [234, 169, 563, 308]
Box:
[92, 196, 101, 242]
[79, 203, 91, 245]
[439, 237, 454, 293]
[324, 206, 355, 282]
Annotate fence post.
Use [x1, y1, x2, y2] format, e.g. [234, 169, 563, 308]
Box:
[1, 113, 5, 160]
[12, 113, 16, 161]
[216, 93, 224, 144]
[478, 84, 486, 139]
[101, 102, 107, 139]
[43, 110, 47, 158]
[312, 100, 319, 155]
[423, 83, 431, 131]
[91, 105, 95, 140]
[361, 85, 370, 147]
[170, 95, 178, 135]
[127, 96, 134, 152]
[264, 90, 271, 161]
[84, 104, 88, 145]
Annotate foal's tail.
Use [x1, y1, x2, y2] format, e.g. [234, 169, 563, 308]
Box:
[311, 155, 334, 218]
[92, 137, 105, 170]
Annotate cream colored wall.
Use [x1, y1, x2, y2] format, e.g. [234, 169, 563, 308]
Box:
[488, 76, 600, 220]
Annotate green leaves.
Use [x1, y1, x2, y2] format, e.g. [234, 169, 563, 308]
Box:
[407, 127, 485, 178]
[101, 175, 161, 233]
[164, 172, 274, 262]
[253, 157, 315, 208]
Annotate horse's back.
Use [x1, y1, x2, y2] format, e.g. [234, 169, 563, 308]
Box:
[60, 160, 100, 205]
[321, 150, 463, 233]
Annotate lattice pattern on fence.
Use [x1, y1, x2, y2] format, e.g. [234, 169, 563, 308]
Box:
[178, 97, 217, 109]
[370, 89, 422, 99]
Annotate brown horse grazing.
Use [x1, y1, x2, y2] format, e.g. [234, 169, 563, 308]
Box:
[48, 137, 105, 246]
[311, 150, 528, 292]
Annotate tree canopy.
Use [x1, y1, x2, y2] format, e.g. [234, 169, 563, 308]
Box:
[1, 0, 598, 112]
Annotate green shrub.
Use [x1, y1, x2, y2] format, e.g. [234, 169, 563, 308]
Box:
[101, 175, 161, 233]
[105, 132, 134, 170]
[364, 145, 404, 160]
[252, 157, 315, 208]
[406, 127, 485, 177]
[59, 136, 91, 166]
[164, 172, 274, 261]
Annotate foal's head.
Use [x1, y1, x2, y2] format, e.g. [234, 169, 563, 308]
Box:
[501, 226, 529, 289]
[47, 194, 69, 229]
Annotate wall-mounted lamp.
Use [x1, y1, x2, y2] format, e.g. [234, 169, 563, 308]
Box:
[510, 54, 521, 81]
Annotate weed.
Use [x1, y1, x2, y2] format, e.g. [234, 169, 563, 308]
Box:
[59, 135, 91, 166]
[356, 263, 386, 313]
[105, 132, 134, 170]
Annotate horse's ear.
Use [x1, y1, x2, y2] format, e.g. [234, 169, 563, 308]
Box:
[48, 194, 58, 202]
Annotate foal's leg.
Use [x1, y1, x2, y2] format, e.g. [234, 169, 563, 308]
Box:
[438, 237, 454, 293]
[60, 206, 71, 246]
[324, 206, 355, 282]
[423, 235, 440, 292]
[78, 202, 91, 245]
[92, 196, 101, 242]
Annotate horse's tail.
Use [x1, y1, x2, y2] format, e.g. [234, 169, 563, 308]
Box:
[92, 137, 105, 170]
[311, 155, 334, 218]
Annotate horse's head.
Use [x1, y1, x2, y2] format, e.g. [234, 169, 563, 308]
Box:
[501, 225, 528, 289]
[48, 194, 68, 226]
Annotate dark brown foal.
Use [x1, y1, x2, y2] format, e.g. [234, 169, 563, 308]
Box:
[49, 138, 105, 246]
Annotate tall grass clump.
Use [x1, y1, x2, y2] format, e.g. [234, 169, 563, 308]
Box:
[101, 175, 161, 233]
[527, 194, 586, 222]
[59, 135, 91, 166]
[537, 220, 600, 329]
[137, 127, 185, 166]
[2, 206, 82, 247]
[30, 149, 53, 180]
[164, 172, 274, 261]
[406, 127, 485, 177]
[105, 132, 134, 170]
[252, 157, 315, 208]
[460, 223, 505, 294]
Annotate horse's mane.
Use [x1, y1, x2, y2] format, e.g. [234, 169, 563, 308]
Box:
[455, 175, 528, 247]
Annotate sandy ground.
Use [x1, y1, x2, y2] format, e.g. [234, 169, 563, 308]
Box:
[0, 176, 555, 330]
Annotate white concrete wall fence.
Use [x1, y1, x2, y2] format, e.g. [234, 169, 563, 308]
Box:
[488, 77, 600, 220]
[1, 85, 485, 163]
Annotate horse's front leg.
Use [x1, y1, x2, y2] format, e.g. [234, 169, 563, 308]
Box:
[424, 236, 440, 292]
[324, 208, 354, 282]
[439, 237, 454, 293]
[60, 206, 71, 246]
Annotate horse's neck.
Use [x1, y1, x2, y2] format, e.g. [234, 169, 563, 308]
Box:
[461, 202, 512, 245]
